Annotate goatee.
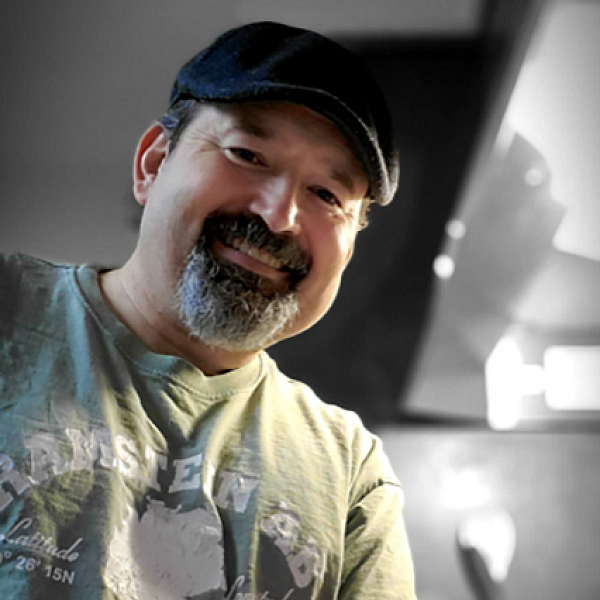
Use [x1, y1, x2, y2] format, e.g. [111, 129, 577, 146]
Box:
[176, 213, 311, 352]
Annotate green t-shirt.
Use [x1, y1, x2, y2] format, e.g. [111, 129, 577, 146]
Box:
[0, 254, 416, 599]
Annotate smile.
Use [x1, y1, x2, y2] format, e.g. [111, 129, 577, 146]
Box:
[213, 237, 286, 283]
[203, 213, 311, 289]
[229, 238, 284, 270]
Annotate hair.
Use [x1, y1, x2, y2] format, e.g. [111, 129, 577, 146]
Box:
[158, 99, 373, 229]
[159, 98, 201, 153]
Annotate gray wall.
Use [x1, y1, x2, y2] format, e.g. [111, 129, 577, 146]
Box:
[0, 2, 243, 265]
[379, 426, 600, 600]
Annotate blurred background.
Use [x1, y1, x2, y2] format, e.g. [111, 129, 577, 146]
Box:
[1, 1, 599, 598]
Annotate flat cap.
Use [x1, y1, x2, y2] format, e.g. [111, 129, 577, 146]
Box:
[170, 21, 399, 205]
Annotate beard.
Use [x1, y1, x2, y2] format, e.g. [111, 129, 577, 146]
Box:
[176, 212, 311, 352]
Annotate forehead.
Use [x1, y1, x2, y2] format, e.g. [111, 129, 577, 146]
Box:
[225, 102, 347, 144]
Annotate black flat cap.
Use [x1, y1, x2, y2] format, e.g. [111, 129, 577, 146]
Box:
[170, 21, 399, 206]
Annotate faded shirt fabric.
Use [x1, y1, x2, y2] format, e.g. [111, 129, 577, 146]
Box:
[0, 254, 417, 600]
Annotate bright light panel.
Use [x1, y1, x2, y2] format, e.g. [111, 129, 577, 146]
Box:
[485, 337, 523, 430]
[506, 3, 600, 263]
[544, 346, 600, 411]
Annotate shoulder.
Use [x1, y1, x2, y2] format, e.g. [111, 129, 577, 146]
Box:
[0, 253, 76, 338]
[260, 352, 400, 493]
[0, 252, 72, 291]
[262, 351, 365, 434]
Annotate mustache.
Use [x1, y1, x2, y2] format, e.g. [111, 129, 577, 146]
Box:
[201, 212, 312, 281]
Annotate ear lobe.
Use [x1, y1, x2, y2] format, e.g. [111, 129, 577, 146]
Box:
[133, 124, 169, 206]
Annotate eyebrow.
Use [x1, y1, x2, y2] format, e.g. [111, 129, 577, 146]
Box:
[233, 115, 274, 140]
[329, 167, 358, 195]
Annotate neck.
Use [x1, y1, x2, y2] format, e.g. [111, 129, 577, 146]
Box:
[98, 264, 260, 376]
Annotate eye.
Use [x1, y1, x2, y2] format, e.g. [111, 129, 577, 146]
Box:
[227, 147, 264, 166]
[311, 186, 341, 207]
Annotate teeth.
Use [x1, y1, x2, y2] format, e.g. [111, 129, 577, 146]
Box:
[230, 237, 283, 270]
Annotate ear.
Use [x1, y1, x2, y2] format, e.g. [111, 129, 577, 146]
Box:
[133, 124, 170, 206]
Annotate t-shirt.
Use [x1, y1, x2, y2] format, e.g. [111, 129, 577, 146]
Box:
[0, 254, 416, 599]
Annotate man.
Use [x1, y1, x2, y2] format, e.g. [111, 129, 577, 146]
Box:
[0, 22, 416, 599]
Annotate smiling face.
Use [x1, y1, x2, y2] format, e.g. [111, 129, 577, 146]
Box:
[130, 102, 369, 352]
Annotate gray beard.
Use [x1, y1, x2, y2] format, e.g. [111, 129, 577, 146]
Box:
[176, 238, 301, 353]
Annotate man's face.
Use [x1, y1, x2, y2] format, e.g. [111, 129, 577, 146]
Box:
[133, 102, 368, 352]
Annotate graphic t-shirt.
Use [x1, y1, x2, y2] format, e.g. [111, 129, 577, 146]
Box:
[0, 254, 416, 599]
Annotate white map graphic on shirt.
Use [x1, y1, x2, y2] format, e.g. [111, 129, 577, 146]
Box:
[104, 498, 226, 599]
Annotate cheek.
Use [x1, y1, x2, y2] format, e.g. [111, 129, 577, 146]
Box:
[304, 228, 355, 301]
[310, 217, 356, 271]
[148, 165, 214, 228]
[329, 223, 357, 271]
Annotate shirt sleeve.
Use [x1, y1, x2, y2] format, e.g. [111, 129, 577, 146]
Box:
[338, 424, 417, 600]
[340, 481, 416, 599]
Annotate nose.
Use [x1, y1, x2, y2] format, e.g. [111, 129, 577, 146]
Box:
[249, 176, 300, 235]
